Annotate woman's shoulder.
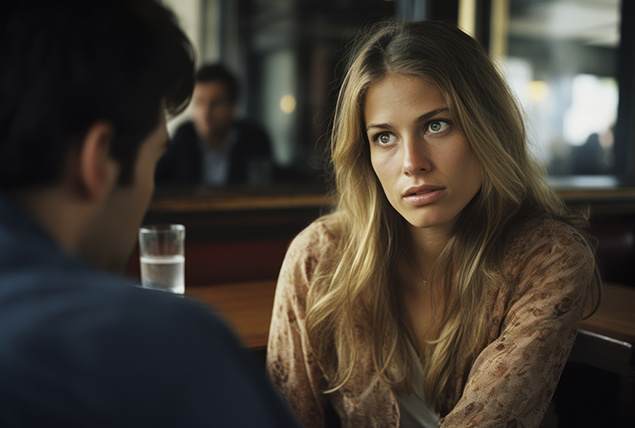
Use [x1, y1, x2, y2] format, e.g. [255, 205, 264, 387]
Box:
[288, 215, 341, 256]
[503, 216, 595, 284]
[279, 215, 342, 285]
[506, 217, 592, 257]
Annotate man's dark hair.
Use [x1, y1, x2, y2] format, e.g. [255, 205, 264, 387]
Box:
[195, 64, 239, 104]
[0, 0, 195, 189]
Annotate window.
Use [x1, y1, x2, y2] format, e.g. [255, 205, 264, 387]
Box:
[469, 0, 635, 187]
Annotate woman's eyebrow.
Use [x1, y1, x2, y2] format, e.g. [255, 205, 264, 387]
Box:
[366, 107, 450, 132]
[414, 108, 450, 124]
[365, 122, 391, 132]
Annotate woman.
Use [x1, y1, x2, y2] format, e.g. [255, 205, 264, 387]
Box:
[267, 19, 600, 427]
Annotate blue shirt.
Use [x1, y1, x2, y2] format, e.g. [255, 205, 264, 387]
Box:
[0, 193, 299, 427]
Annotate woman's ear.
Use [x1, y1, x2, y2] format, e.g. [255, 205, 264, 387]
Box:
[75, 122, 119, 203]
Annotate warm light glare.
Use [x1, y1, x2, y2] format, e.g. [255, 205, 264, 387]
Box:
[280, 94, 296, 114]
[458, 0, 476, 36]
[528, 80, 549, 102]
[563, 74, 618, 145]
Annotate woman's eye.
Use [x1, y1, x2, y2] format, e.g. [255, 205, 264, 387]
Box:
[427, 120, 449, 134]
[376, 133, 396, 145]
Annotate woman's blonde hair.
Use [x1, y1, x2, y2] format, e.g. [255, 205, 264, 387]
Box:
[305, 19, 600, 408]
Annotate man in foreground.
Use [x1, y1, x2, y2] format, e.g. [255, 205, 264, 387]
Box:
[0, 1, 299, 426]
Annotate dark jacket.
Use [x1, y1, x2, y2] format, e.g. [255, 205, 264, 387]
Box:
[155, 120, 273, 186]
[0, 193, 299, 427]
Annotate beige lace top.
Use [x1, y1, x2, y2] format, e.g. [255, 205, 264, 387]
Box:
[267, 216, 594, 428]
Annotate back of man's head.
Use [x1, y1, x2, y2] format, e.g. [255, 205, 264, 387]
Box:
[0, 0, 195, 190]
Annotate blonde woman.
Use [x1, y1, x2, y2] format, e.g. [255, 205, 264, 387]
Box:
[267, 19, 600, 428]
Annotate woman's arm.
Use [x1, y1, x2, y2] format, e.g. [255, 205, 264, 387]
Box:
[441, 222, 595, 427]
[266, 222, 330, 428]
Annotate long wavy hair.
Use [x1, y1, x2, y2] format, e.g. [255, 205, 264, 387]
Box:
[304, 19, 601, 408]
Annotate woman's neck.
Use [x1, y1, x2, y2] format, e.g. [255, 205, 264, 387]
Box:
[406, 223, 451, 279]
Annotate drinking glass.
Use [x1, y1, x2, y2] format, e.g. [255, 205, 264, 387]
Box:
[138, 224, 185, 294]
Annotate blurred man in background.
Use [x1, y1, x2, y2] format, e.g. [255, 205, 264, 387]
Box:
[156, 64, 275, 186]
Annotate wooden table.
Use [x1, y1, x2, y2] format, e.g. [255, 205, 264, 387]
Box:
[186, 280, 277, 349]
[570, 283, 635, 427]
[574, 283, 635, 370]
[187, 280, 635, 425]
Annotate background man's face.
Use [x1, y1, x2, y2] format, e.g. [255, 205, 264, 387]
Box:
[191, 81, 236, 144]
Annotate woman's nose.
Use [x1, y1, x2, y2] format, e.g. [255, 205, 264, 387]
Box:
[402, 137, 430, 175]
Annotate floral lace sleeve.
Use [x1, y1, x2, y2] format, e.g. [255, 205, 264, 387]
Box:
[266, 222, 331, 428]
[440, 221, 595, 427]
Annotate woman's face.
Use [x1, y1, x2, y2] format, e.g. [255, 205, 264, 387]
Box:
[364, 74, 482, 237]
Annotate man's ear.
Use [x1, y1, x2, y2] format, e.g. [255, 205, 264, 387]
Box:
[76, 122, 119, 203]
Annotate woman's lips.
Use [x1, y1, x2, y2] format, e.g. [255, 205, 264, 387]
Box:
[403, 188, 446, 206]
